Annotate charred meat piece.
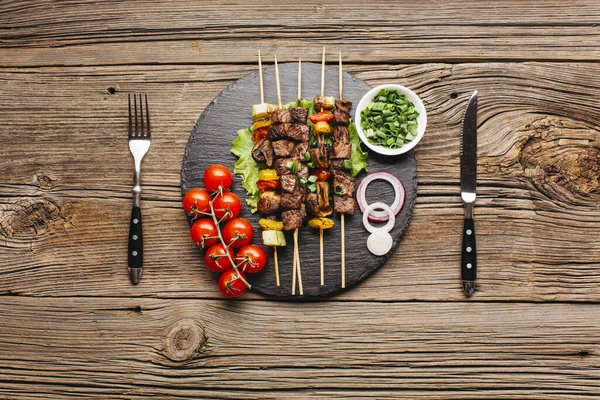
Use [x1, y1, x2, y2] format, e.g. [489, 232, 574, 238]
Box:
[334, 196, 355, 215]
[268, 123, 291, 140]
[271, 108, 292, 124]
[258, 191, 281, 214]
[335, 99, 352, 113]
[290, 142, 309, 161]
[309, 144, 330, 168]
[331, 141, 351, 159]
[282, 204, 306, 230]
[284, 123, 310, 142]
[280, 187, 306, 210]
[280, 175, 298, 193]
[333, 171, 355, 197]
[289, 107, 308, 124]
[271, 140, 295, 158]
[274, 158, 295, 177]
[330, 159, 345, 171]
[306, 182, 333, 217]
[297, 163, 309, 180]
[332, 126, 349, 143]
[333, 109, 350, 126]
[251, 138, 274, 166]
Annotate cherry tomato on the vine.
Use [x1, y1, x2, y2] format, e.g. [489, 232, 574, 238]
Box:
[204, 164, 233, 193]
[204, 243, 234, 273]
[182, 188, 211, 216]
[218, 269, 248, 298]
[314, 168, 332, 182]
[190, 219, 218, 248]
[236, 244, 267, 274]
[212, 191, 242, 222]
[222, 218, 253, 248]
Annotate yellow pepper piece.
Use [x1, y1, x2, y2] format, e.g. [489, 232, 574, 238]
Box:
[313, 120, 332, 134]
[252, 117, 272, 129]
[309, 218, 335, 230]
[258, 218, 284, 231]
[258, 169, 279, 181]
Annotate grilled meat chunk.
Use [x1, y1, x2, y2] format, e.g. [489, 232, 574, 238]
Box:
[281, 187, 306, 210]
[297, 162, 309, 180]
[280, 175, 298, 193]
[332, 126, 349, 143]
[290, 142, 309, 161]
[251, 138, 274, 166]
[274, 158, 295, 177]
[333, 109, 350, 126]
[330, 159, 345, 171]
[334, 196, 355, 215]
[282, 204, 306, 230]
[306, 182, 332, 217]
[268, 123, 291, 140]
[258, 191, 281, 214]
[284, 123, 310, 142]
[271, 140, 295, 158]
[333, 171, 355, 197]
[289, 107, 308, 124]
[271, 108, 292, 124]
[331, 141, 351, 159]
[309, 144, 330, 168]
[335, 99, 352, 113]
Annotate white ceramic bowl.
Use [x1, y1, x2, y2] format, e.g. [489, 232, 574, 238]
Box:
[354, 84, 427, 156]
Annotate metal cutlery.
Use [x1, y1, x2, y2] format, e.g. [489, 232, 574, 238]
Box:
[460, 91, 478, 297]
[127, 94, 151, 285]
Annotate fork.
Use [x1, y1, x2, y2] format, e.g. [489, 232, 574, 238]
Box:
[127, 94, 151, 285]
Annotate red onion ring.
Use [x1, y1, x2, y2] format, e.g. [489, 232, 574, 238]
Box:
[356, 171, 405, 222]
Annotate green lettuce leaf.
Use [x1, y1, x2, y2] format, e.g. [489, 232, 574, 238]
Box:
[348, 120, 369, 177]
[231, 128, 260, 212]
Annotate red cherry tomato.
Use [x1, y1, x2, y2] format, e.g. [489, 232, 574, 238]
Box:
[252, 126, 269, 142]
[204, 243, 234, 273]
[212, 191, 242, 222]
[204, 164, 233, 193]
[222, 218, 253, 248]
[182, 188, 211, 216]
[314, 169, 332, 182]
[218, 269, 248, 298]
[190, 219, 218, 248]
[236, 244, 267, 274]
[308, 111, 334, 124]
[256, 180, 281, 193]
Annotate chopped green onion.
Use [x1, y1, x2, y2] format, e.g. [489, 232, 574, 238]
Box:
[304, 151, 311, 161]
[299, 177, 308, 187]
[286, 160, 299, 175]
[344, 160, 352, 170]
[308, 175, 318, 183]
[307, 183, 317, 193]
[334, 185, 346, 196]
[307, 161, 315, 169]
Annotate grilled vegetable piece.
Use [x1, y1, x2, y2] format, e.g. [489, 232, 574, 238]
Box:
[262, 230, 286, 246]
[282, 204, 306, 230]
[314, 95, 335, 111]
[306, 181, 332, 217]
[331, 141, 351, 159]
[333, 109, 350, 126]
[284, 123, 310, 142]
[335, 99, 352, 113]
[257, 191, 281, 214]
[258, 169, 279, 181]
[252, 103, 276, 119]
[334, 195, 355, 215]
[256, 180, 280, 193]
[271, 108, 292, 124]
[251, 138, 274, 166]
[309, 111, 334, 124]
[289, 106, 309, 124]
[280, 175, 298, 193]
[271, 140, 295, 158]
[258, 218, 284, 231]
[309, 217, 335, 230]
[268, 122, 291, 140]
[313, 120, 332, 135]
[309, 144, 330, 169]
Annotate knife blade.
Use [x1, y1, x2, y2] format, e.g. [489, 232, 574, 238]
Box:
[460, 91, 478, 297]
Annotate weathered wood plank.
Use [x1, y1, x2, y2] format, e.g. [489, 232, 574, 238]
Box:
[1, 62, 599, 301]
[1, 1, 600, 66]
[0, 297, 598, 399]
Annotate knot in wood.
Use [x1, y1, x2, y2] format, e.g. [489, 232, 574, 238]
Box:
[518, 116, 600, 203]
[0, 198, 70, 239]
[162, 319, 207, 362]
[36, 173, 57, 190]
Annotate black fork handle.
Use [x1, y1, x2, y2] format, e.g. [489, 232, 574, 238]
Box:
[128, 206, 143, 272]
[461, 218, 476, 281]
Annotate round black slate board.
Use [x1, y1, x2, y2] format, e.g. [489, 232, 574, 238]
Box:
[181, 62, 417, 300]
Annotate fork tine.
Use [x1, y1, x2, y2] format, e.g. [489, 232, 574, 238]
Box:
[139, 94, 144, 137]
[134, 94, 139, 137]
[128, 94, 133, 138]
[144, 94, 151, 138]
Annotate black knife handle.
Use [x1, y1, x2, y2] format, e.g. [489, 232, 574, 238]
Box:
[461, 218, 476, 281]
[128, 206, 143, 270]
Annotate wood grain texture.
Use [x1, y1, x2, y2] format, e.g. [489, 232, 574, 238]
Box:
[1, 1, 600, 67]
[1, 297, 599, 399]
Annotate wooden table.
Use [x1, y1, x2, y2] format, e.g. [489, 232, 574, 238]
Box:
[1, 1, 599, 398]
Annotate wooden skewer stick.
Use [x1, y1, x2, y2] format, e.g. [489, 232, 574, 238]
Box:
[321, 47, 325, 97]
[320, 228, 324, 286]
[339, 51, 346, 289]
[298, 57, 302, 103]
[274, 54, 282, 108]
[294, 229, 304, 295]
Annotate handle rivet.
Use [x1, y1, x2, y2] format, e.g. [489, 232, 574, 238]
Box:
[133, 218, 139, 224]
[132, 235, 138, 240]
[466, 246, 472, 252]
[132, 251, 138, 256]
[466, 229, 472, 235]
[466, 263, 472, 269]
